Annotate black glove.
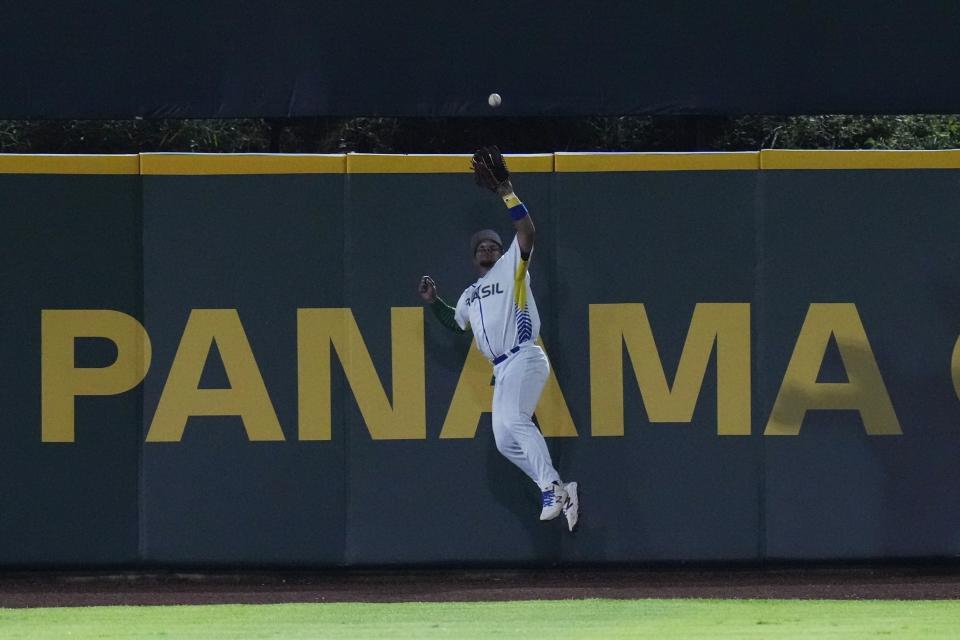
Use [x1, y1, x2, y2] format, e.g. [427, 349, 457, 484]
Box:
[471, 145, 510, 192]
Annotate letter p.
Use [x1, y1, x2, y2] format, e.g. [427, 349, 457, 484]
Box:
[41, 310, 151, 442]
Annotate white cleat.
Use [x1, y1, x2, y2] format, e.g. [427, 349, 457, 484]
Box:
[563, 482, 579, 532]
[539, 482, 567, 521]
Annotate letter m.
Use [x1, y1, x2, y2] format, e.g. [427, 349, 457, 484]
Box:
[589, 303, 750, 436]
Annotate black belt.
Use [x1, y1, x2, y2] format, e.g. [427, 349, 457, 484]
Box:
[492, 345, 521, 365]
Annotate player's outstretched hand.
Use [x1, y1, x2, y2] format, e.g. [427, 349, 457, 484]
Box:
[471, 145, 510, 192]
[418, 275, 438, 303]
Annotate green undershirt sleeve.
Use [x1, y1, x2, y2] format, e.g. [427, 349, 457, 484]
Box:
[431, 297, 466, 334]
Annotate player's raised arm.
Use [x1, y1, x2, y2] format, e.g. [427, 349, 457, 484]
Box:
[497, 179, 534, 259]
[472, 146, 534, 259]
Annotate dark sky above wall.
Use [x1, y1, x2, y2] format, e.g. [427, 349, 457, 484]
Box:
[2, 2, 957, 118]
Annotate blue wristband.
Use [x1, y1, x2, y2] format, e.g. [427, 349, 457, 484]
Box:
[509, 202, 529, 221]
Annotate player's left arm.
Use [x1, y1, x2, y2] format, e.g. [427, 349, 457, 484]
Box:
[497, 179, 535, 260]
[471, 145, 534, 260]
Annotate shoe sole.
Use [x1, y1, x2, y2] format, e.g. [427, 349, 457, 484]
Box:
[563, 482, 579, 532]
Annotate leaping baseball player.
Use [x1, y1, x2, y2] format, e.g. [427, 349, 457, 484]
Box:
[418, 146, 579, 532]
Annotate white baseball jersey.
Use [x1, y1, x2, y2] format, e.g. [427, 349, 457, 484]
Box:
[454, 236, 540, 362]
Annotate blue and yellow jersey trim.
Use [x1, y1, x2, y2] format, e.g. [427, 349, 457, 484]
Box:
[514, 257, 532, 344]
[514, 258, 529, 309]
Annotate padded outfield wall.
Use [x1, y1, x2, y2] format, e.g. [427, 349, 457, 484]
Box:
[2, 151, 960, 566]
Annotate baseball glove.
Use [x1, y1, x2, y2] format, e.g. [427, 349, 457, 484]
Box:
[471, 146, 510, 192]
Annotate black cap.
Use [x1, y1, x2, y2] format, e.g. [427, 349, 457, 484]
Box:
[470, 229, 503, 255]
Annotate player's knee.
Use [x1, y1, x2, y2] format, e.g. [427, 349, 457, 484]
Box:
[498, 413, 536, 435]
[491, 417, 509, 445]
[494, 435, 513, 457]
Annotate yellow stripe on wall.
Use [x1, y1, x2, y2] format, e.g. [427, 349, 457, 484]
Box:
[502, 154, 554, 173]
[761, 149, 960, 169]
[4, 151, 960, 174]
[347, 153, 555, 174]
[140, 153, 346, 175]
[0, 155, 139, 174]
[555, 152, 760, 172]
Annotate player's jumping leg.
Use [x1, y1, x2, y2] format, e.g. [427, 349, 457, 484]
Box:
[492, 346, 576, 526]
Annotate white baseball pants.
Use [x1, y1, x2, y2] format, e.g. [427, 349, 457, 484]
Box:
[491, 343, 562, 489]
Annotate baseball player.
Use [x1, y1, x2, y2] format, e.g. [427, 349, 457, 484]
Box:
[418, 146, 579, 532]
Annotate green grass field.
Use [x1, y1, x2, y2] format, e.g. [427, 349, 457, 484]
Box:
[2, 599, 958, 639]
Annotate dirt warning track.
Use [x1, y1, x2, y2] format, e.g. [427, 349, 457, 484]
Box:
[1, 565, 959, 608]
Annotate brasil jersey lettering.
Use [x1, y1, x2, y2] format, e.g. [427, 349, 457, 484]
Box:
[455, 237, 541, 362]
[468, 282, 505, 304]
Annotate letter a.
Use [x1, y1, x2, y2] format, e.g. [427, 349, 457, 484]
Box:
[440, 338, 577, 438]
[765, 303, 901, 435]
[147, 309, 283, 441]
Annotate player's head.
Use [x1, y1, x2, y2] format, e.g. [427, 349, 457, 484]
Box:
[470, 229, 502, 275]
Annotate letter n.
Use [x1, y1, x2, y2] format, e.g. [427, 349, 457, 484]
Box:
[298, 307, 425, 440]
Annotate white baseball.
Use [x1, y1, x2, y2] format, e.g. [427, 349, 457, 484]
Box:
[488, 93, 502, 108]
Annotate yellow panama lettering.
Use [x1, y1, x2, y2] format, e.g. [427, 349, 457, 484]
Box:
[589, 303, 751, 436]
[439, 338, 577, 438]
[764, 303, 901, 436]
[41, 310, 152, 443]
[439, 345, 491, 439]
[146, 309, 283, 442]
[298, 307, 425, 440]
